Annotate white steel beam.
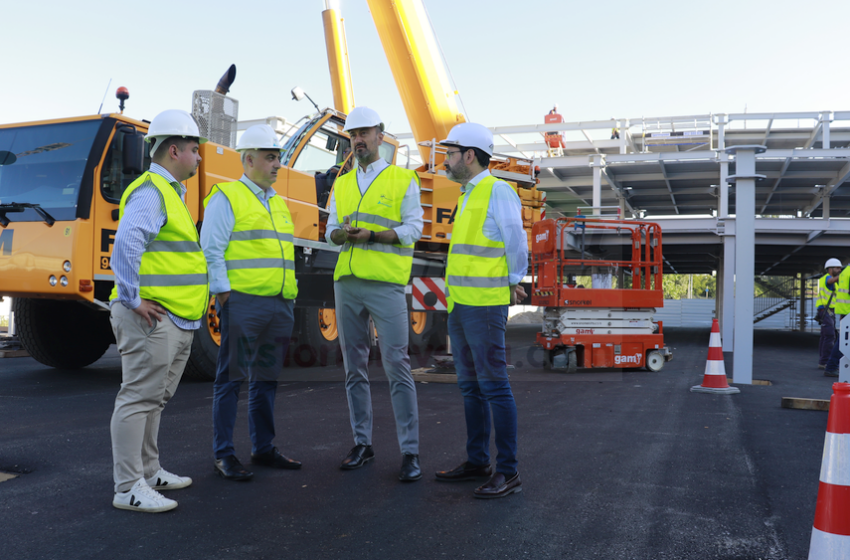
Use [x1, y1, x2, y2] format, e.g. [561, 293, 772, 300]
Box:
[803, 160, 850, 216]
[657, 161, 679, 215]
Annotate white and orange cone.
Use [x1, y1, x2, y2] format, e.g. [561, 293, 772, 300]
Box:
[808, 382, 850, 559]
[690, 318, 740, 394]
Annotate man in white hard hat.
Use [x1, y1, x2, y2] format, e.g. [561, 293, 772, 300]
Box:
[109, 109, 209, 512]
[201, 125, 301, 481]
[325, 106, 424, 482]
[434, 122, 528, 499]
[817, 258, 842, 369]
[824, 259, 848, 378]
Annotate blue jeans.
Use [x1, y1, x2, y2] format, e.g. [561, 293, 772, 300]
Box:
[212, 292, 294, 459]
[819, 311, 836, 366]
[826, 314, 844, 372]
[448, 303, 518, 476]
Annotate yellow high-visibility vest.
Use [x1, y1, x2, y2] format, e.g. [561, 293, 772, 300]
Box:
[833, 267, 850, 316]
[109, 171, 209, 320]
[817, 275, 837, 310]
[445, 174, 509, 312]
[333, 165, 417, 285]
[204, 181, 298, 299]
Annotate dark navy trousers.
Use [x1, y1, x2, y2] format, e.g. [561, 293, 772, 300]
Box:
[212, 291, 294, 459]
[447, 303, 518, 477]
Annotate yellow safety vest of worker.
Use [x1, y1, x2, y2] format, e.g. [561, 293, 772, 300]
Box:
[332, 166, 417, 286]
[109, 171, 209, 320]
[832, 267, 850, 316]
[203, 181, 298, 300]
[445, 174, 510, 313]
[818, 275, 837, 311]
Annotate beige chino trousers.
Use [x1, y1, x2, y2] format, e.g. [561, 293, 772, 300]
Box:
[109, 303, 193, 493]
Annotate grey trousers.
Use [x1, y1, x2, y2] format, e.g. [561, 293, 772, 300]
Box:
[334, 276, 419, 455]
[109, 303, 193, 493]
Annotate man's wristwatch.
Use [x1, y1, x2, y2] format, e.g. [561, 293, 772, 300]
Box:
[369, 230, 376, 244]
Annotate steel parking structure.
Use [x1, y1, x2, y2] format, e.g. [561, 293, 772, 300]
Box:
[404, 111, 850, 383]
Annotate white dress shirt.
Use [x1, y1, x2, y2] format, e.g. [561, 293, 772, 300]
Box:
[325, 158, 423, 247]
[457, 169, 529, 286]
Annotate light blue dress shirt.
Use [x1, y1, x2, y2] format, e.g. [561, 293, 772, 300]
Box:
[109, 163, 201, 330]
[200, 174, 277, 295]
[457, 169, 529, 286]
[325, 158, 423, 247]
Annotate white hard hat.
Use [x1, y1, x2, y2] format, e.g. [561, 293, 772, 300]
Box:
[145, 109, 207, 159]
[236, 125, 282, 152]
[439, 122, 494, 156]
[554, 103, 559, 110]
[825, 258, 843, 269]
[343, 106, 384, 132]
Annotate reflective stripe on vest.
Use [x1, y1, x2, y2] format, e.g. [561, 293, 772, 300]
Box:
[445, 174, 510, 312]
[833, 267, 850, 315]
[332, 165, 418, 285]
[109, 171, 209, 320]
[203, 181, 298, 299]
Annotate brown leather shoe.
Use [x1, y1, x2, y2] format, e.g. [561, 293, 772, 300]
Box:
[435, 461, 493, 482]
[473, 472, 521, 499]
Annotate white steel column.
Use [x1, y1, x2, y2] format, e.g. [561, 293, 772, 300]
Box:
[591, 154, 603, 215]
[822, 111, 832, 150]
[717, 114, 735, 350]
[726, 145, 766, 385]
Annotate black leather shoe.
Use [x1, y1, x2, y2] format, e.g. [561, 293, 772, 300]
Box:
[251, 447, 302, 470]
[473, 472, 522, 499]
[214, 455, 253, 481]
[825, 369, 839, 377]
[435, 461, 493, 482]
[340, 445, 374, 470]
[399, 453, 421, 482]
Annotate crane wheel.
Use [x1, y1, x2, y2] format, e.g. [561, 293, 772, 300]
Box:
[13, 298, 112, 369]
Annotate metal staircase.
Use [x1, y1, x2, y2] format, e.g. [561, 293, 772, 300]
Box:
[753, 277, 798, 324]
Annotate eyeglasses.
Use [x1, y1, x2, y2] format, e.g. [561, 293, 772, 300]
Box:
[445, 150, 462, 157]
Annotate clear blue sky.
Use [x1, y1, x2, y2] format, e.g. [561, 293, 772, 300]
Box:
[3, 0, 849, 133]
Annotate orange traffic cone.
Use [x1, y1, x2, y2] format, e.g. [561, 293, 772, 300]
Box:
[690, 318, 740, 394]
[808, 382, 850, 559]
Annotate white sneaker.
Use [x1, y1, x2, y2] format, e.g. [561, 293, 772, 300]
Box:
[145, 468, 192, 490]
[113, 478, 177, 513]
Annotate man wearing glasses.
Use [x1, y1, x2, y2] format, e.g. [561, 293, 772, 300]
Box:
[435, 123, 527, 499]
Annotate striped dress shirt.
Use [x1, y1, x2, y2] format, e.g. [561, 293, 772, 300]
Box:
[109, 163, 201, 330]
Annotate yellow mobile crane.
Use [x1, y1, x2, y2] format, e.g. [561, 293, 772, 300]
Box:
[0, 1, 543, 378]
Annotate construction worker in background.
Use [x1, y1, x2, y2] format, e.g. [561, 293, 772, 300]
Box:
[824, 259, 850, 377]
[109, 109, 210, 513]
[435, 123, 528, 499]
[543, 104, 565, 151]
[202, 125, 301, 481]
[817, 258, 842, 369]
[611, 118, 620, 139]
[326, 106, 424, 482]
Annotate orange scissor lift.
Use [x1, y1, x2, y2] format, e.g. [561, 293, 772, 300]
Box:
[531, 217, 673, 372]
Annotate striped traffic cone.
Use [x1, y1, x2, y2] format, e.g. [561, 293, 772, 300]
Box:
[690, 318, 740, 394]
[808, 382, 850, 559]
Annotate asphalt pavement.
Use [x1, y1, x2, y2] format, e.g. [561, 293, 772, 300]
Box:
[0, 325, 835, 559]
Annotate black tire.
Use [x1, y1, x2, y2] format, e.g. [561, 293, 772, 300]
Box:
[407, 309, 448, 355]
[290, 307, 342, 368]
[544, 347, 577, 373]
[13, 298, 113, 369]
[183, 298, 219, 381]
